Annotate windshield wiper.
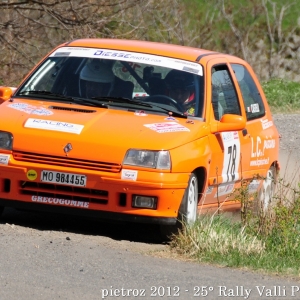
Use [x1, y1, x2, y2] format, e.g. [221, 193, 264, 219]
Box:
[18, 90, 75, 100]
[92, 96, 187, 118]
[17, 91, 108, 108]
[91, 96, 153, 108]
[144, 103, 187, 118]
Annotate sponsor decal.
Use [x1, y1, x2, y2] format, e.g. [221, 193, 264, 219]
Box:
[31, 195, 89, 208]
[0, 154, 10, 165]
[50, 47, 203, 76]
[261, 118, 273, 130]
[250, 103, 260, 113]
[27, 169, 37, 181]
[250, 137, 275, 166]
[24, 118, 84, 134]
[250, 157, 270, 167]
[8, 103, 53, 116]
[134, 110, 148, 116]
[206, 186, 213, 194]
[121, 169, 138, 181]
[214, 183, 235, 197]
[144, 122, 190, 133]
[133, 92, 148, 98]
[248, 179, 261, 193]
[164, 116, 177, 121]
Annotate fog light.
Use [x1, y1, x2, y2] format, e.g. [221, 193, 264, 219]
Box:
[132, 195, 157, 209]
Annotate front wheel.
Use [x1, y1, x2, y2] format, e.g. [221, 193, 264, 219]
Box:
[160, 173, 198, 238]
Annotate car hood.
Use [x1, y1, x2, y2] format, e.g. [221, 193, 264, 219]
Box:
[1, 99, 208, 163]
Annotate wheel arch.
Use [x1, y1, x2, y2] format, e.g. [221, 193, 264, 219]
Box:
[192, 166, 207, 204]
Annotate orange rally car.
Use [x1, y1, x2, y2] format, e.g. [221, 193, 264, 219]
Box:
[0, 39, 279, 232]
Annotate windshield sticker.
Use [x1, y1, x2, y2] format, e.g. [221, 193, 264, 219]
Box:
[134, 110, 148, 116]
[0, 154, 10, 165]
[247, 103, 260, 113]
[24, 118, 84, 134]
[50, 47, 203, 76]
[133, 92, 148, 98]
[8, 103, 53, 116]
[144, 122, 190, 133]
[31, 195, 89, 208]
[121, 169, 138, 181]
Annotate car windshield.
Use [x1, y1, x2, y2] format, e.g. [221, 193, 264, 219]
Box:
[16, 47, 204, 117]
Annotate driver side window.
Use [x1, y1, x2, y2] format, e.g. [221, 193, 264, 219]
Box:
[211, 65, 241, 121]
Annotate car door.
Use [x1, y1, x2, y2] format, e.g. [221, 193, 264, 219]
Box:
[202, 58, 250, 207]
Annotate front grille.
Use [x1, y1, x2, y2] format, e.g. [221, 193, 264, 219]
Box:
[20, 181, 108, 205]
[13, 151, 121, 172]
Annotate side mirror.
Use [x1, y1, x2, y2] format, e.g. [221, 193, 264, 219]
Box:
[0, 86, 14, 103]
[211, 114, 246, 133]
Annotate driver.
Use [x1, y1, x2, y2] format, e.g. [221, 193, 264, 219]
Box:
[165, 70, 195, 116]
[80, 59, 115, 98]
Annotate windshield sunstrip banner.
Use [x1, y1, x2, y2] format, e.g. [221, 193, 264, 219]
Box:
[50, 47, 203, 76]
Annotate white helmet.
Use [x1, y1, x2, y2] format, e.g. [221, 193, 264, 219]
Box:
[80, 59, 115, 83]
[79, 59, 115, 98]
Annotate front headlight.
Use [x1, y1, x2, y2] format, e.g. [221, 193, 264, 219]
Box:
[123, 149, 171, 170]
[0, 131, 13, 150]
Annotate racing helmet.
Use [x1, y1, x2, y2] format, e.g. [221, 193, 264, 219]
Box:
[164, 69, 195, 104]
[79, 59, 115, 98]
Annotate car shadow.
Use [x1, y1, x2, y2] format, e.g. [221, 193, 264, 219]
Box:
[0, 207, 169, 244]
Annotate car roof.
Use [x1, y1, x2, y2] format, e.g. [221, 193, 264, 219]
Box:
[65, 38, 222, 62]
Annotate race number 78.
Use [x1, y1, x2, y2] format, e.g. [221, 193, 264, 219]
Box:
[221, 132, 240, 183]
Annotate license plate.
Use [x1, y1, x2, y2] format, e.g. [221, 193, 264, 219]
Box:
[41, 170, 87, 187]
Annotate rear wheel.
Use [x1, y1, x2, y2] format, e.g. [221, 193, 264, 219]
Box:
[160, 173, 198, 238]
[258, 166, 277, 212]
[0, 206, 4, 217]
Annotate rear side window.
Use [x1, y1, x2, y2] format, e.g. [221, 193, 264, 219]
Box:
[211, 65, 241, 121]
[231, 64, 265, 121]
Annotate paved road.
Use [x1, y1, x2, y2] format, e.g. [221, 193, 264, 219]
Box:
[1, 206, 300, 300]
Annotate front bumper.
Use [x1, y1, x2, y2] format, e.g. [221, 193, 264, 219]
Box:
[0, 157, 189, 224]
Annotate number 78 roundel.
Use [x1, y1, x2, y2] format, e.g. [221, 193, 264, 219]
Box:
[221, 131, 241, 183]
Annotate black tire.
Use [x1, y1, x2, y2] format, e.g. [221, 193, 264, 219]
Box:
[160, 173, 198, 239]
[0, 206, 4, 217]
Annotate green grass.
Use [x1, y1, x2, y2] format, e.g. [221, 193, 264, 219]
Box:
[170, 171, 300, 276]
[263, 79, 300, 112]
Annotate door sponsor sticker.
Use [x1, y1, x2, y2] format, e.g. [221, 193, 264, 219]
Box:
[24, 118, 84, 134]
[214, 183, 235, 197]
[261, 119, 273, 130]
[250, 137, 276, 166]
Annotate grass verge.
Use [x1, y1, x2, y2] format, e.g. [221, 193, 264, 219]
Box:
[170, 175, 300, 277]
[262, 79, 300, 113]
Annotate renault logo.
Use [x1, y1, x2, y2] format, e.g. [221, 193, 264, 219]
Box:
[63, 143, 73, 155]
